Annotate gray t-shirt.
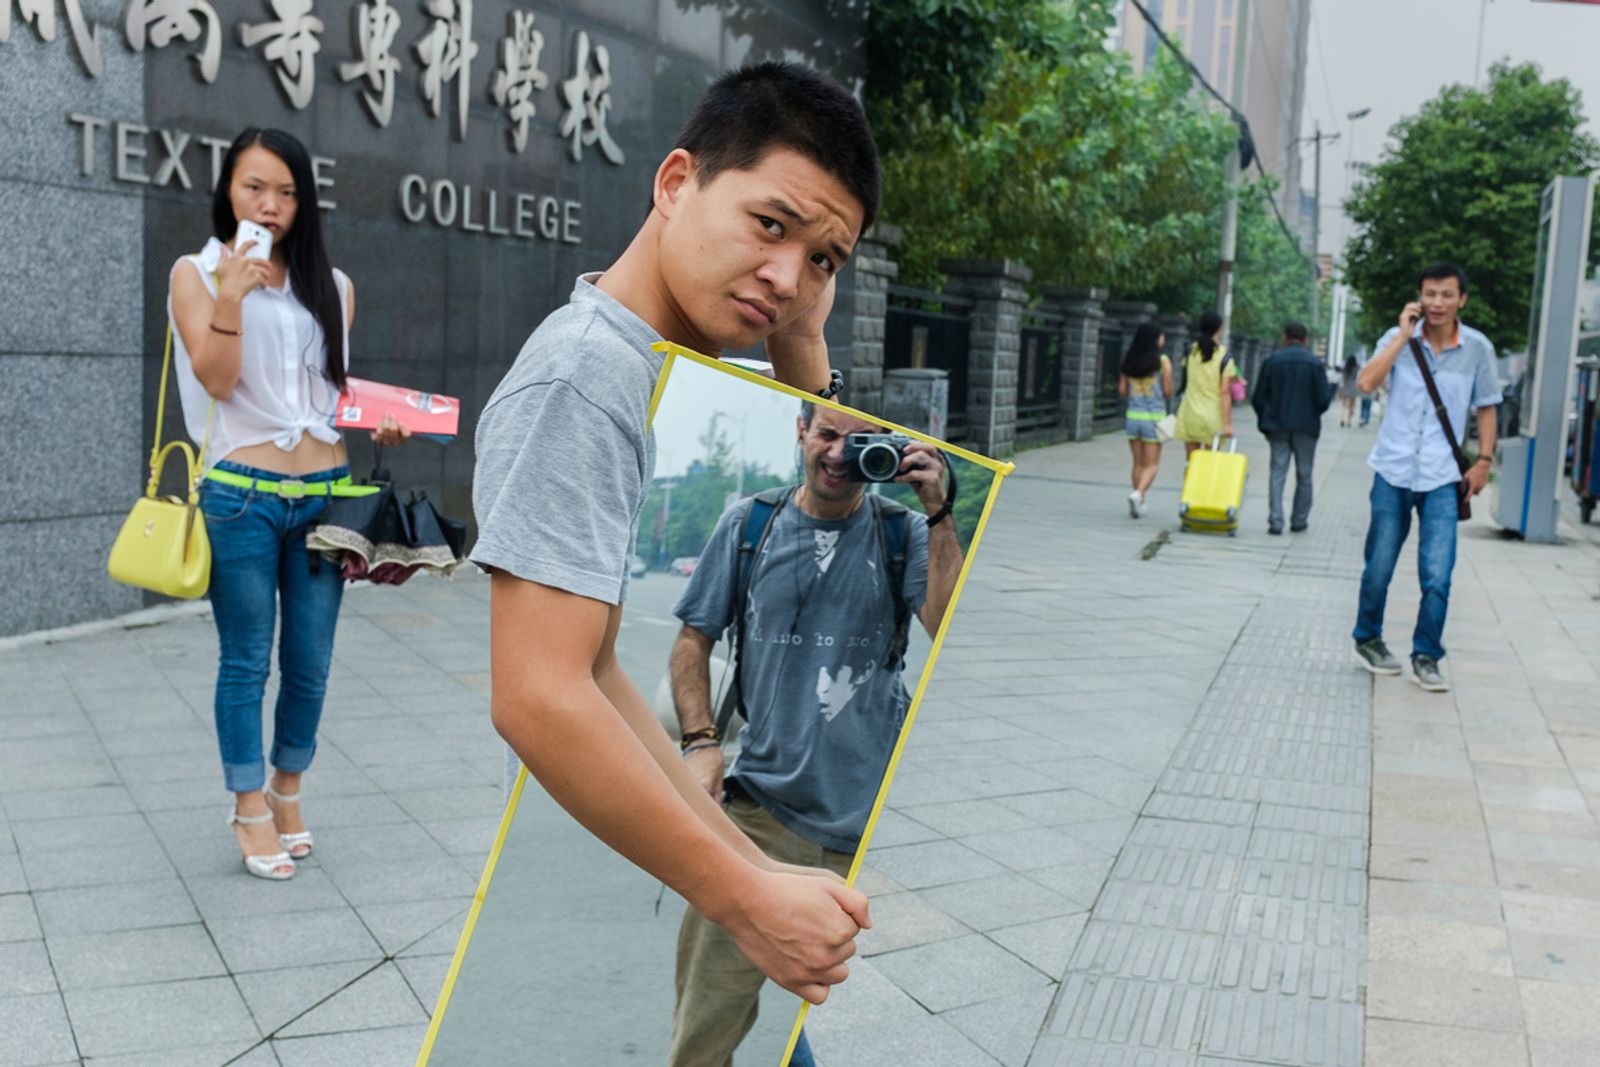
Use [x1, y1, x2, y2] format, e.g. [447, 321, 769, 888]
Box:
[675, 493, 929, 853]
[471, 273, 663, 603]
[472, 274, 664, 798]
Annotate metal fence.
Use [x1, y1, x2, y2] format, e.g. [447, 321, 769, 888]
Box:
[1096, 326, 1124, 427]
[1018, 311, 1063, 436]
[885, 284, 972, 440]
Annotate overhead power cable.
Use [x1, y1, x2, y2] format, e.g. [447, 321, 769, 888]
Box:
[1125, 0, 1311, 267]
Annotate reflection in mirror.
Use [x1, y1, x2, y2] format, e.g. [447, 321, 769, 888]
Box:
[419, 353, 1005, 1067]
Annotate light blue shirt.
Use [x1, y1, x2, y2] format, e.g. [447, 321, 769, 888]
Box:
[1368, 320, 1502, 492]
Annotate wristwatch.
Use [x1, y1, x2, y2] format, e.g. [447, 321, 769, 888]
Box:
[679, 725, 721, 751]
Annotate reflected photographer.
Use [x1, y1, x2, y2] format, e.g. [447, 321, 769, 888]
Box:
[665, 403, 964, 1066]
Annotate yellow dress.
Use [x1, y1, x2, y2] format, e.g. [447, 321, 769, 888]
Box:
[1174, 344, 1236, 443]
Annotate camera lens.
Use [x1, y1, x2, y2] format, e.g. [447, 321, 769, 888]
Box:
[858, 442, 901, 482]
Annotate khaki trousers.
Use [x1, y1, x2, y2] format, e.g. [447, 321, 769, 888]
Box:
[666, 795, 854, 1067]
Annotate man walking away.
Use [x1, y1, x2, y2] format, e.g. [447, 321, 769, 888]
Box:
[1350, 264, 1500, 693]
[1252, 322, 1333, 535]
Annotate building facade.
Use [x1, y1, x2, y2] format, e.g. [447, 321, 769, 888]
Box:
[1117, 0, 1311, 238]
[0, 0, 864, 637]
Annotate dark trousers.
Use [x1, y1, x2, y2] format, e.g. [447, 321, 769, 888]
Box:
[1265, 432, 1318, 531]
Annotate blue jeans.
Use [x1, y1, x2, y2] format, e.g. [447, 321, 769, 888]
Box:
[1353, 473, 1458, 661]
[1359, 394, 1373, 426]
[790, 1030, 815, 1067]
[1265, 432, 1317, 531]
[201, 461, 347, 793]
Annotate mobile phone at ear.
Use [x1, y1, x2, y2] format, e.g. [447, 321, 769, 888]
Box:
[235, 220, 273, 261]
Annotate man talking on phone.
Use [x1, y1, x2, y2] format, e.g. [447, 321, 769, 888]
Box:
[1350, 263, 1501, 692]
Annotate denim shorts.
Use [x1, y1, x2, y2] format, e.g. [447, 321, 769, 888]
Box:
[1125, 419, 1160, 441]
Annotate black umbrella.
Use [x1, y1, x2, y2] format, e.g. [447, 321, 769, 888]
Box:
[307, 483, 466, 586]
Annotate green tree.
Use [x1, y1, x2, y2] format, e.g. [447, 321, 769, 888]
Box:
[1232, 180, 1318, 342]
[1342, 61, 1600, 350]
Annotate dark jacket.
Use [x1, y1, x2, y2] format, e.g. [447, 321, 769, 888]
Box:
[1251, 344, 1335, 437]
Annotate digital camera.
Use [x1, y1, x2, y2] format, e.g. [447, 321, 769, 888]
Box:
[842, 433, 912, 482]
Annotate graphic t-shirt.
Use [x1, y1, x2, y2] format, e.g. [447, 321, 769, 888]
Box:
[675, 492, 929, 853]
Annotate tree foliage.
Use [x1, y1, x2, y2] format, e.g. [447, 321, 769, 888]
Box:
[864, 0, 1308, 330]
[1342, 61, 1600, 351]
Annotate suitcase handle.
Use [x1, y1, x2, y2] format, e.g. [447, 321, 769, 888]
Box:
[1209, 433, 1238, 453]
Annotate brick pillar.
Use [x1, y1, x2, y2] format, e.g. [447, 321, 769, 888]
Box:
[1041, 286, 1106, 442]
[940, 258, 1032, 457]
[848, 223, 900, 414]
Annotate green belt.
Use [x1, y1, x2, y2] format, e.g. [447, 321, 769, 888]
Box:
[205, 468, 381, 498]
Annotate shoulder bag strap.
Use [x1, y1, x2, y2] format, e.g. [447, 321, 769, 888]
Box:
[1407, 336, 1469, 476]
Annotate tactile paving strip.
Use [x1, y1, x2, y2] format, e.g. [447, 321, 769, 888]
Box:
[1033, 560, 1370, 1067]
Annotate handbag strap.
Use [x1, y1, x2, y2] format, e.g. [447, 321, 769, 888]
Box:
[148, 269, 218, 496]
[1407, 335, 1470, 475]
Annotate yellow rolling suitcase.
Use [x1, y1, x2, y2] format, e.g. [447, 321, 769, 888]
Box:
[1179, 434, 1247, 535]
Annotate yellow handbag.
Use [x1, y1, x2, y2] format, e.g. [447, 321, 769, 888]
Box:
[108, 324, 216, 599]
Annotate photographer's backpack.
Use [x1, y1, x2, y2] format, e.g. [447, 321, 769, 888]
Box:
[717, 486, 911, 736]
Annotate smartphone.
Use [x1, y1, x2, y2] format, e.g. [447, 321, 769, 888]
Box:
[235, 219, 273, 261]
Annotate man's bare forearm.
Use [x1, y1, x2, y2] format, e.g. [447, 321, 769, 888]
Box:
[669, 628, 716, 735]
[920, 523, 964, 635]
[594, 647, 777, 872]
[1360, 332, 1407, 393]
[765, 335, 831, 394]
[1475, 406, 1496, 461]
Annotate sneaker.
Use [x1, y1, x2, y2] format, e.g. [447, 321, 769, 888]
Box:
[1290, 524, 1308, 533]
[1268, 526, 1283, 535]
[1411, 655, 1449, 692]
[1136, 493, 1149, 517]
[1128, 490, 1142, 519]
[1353, 638, 1402, 676]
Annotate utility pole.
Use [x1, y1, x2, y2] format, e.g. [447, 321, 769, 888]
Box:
[1216, 0, 1253, 349]
[1304, 124, 1339, 336]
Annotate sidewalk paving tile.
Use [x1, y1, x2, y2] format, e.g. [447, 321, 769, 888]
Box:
[1364, 1018, 1528, 1067]
[32, 878, 196, 938]
[48, 923, 227, 990]
[64, 975, 259, 1059]
[810, 1014, 1002, 1067]
[208, 907, 383, 973]
[869, 934, 1051, 1013]
[270, 1024, 428, 1067]
[1367, 960, 1524, 1031]
[276, 961, 428, 1037]
[0, 992, 76, 1067]
[233, 959, 373, 1036]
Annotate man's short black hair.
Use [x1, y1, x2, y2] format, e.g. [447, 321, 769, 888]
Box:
[674, 62, 880, 235]
[1282, 322, 1309, 343]
[1418, 263, 1468, 294]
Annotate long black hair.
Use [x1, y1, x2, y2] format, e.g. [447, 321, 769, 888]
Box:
[212, 128, 346, 391]
[1194, 309, 1224, 363]
[1120, 323, 1165, 379]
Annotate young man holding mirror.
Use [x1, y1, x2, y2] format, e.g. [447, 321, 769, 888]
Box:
[471, 63, 881, 1006]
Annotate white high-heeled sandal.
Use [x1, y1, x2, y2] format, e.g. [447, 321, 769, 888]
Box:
[227, 808, 296, 880]
[264, 784, 313, 859]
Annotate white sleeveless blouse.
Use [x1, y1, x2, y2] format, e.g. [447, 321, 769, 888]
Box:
[167, 237, 351, 469]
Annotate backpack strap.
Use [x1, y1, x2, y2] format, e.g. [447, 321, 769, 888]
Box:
[723, 486, 793, 731]
[869, 493, 912, 672]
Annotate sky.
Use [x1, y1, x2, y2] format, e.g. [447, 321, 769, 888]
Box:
[649, 357, 803, 480]
[1300, 0, 1600, 260]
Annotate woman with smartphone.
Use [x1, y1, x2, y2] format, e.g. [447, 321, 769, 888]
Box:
[168, 128, 408, 880]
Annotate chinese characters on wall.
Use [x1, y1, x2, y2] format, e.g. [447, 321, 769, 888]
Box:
[6, 0, 625, 163]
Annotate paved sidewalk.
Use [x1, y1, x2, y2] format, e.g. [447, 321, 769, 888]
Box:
[807, 421, 1600, 1067]
[3, 416, 1597, 1067]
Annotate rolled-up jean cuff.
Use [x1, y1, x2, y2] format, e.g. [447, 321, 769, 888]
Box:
[270, 741, 317, 775]
[223, 760, 266, 794]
